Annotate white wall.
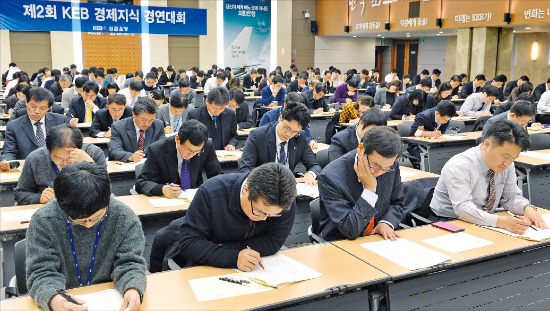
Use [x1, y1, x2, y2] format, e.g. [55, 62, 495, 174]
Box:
[0, 30, 11, 75]
[314, 36, 376, 72]
[417, 36, 447, 79]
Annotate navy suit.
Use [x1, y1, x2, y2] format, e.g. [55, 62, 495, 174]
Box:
[287, 80, 305, 93]
[89, 107, 132, 137]
[1, 113, 68, 161]
[108, 117, 165, 162]
[67, 96, 107, 123]
[302, 89, 329, 113]
[408, 108, 451, 159]
[460, 81, 477, 98]
[238, 122, 321, 176]
[235, 104, 254, 129]
[428, 78, 441, 89]
[176, 173, 296, 268]
[329, 124, 359, 162]
[389, 93, 425, 120]
[186, 105, 238, 149]
[318, 151, 404, 241]
[534, 83, 547, 102]
[135, 137, 221, 196]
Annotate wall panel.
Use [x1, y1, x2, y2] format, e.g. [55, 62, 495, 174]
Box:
[9, 31, 52, 74]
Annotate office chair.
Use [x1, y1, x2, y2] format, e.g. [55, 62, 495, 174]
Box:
[316, 148, 330, 169]
[6, 239, 27, 297]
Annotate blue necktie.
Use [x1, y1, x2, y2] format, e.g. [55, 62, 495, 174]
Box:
[180, 160, 191, 190]
[212, 116, 218, 128]
[35, 121, 45, 147]
[173, 116, 181, 133]
[278, 142, 287, 164]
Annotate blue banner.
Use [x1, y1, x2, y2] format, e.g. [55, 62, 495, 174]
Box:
[223, 0, 271, 75]
[0, 0, 207, 36]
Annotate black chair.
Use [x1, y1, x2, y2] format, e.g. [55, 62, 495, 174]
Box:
[399, 177, 439, 228]
[194, 94, 205, 108]
[396, 122, 421, 165]
[316, 148, 330, 169]
[307, 199, 326, 243]
[447, 119, 466, 133]
[6, 239, 27, 297]
[472, 115, 491, 132]
[129, 163, 144, 195]
[529, 133, 550, 151]
[407, 188, 435, 227]
[324, 112, 342, 143]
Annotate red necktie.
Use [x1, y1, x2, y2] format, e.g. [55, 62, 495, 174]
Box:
[137, 130, 145, 151]
[363, 218, 375, 236]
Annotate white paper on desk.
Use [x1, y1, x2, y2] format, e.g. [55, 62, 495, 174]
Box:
[360, 238, 451, 271]
[399, 170, 419, 181]
[440, 134, 468, 140]
[113, 158, 146, 170]
[422, 232, 494, 254]
[74, 289, 123, 311]
[296, 183, 319, 198]
[480, 214, 550, 242]
[1, 208, 39, 223]
[148, 197, 186, 208]
[216, 150, 241, 157]
[520, 151, 550, 161]
[177, 188, 198, 202]
[189, 273, 272, 302]
[234, 253, 322, 288]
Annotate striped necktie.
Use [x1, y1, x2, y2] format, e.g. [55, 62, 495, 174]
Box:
[485, 170, 496, 212]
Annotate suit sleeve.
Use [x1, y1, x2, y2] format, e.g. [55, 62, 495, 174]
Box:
[328, 137, 346, 162]
[389, 98, 405, 120]
[66, 100, 79, 121]
[374, 89, 383, 106]
[318, 172, 377, 240]
[379, 165, 405, 228]
[1, 121, 19, 161]
[227, 113, 238, 147]
[238, 130, 259, 173]
[202, 144, 222, 179]
[14, 161, 42, 205]
[300, 138, 322, 176]
[108, 124, 133, 162]
[90, 113, 103, 137]
[261, 87, 274, 106]
[135, 146, 165, 196]
[409, 113, 426, 136]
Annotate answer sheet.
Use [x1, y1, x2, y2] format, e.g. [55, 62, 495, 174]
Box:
[74, 289, 123, 311]
[480, 213, 550, 242]
[296, 183, 319, 198]
[422, 232, 494, 254]
[399, 170, 419, 181]
[148, 197, 186, 208]
[360, 238, 451, 270]
[235, 253, 322, 288]
[178, 188, 198, 202]
[1, 208, 39, 223]
[189, 273, 272, 302]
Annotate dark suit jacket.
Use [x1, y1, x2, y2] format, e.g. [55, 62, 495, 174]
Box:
[236, 104, 254, 129]
[135, 137, 221, 196]
[318, 151, 404, 241]
[302, 89, 328, 113]
[504, 80, 518, 98]
[409, 108, 450, 135]
[493, 101, 513, 115]
[389, 93, 425, 120]
[49, 82, 71, 102]
[238, 122, 321, 176]
[177, 173, 296, 268]
[329, 125, 359, 162]
[108, 117, 165, 162]
[186, 105, 238, 148]
[1, 113, 68, 161]
[158, 72, 176, 86]
[67, 96, 107, 123]
[460, 81, 475, 98]
[89, 107, 132, 137]
[534, 83, 547, 102]
[14, 104, 66, 119]
[411, 74, 422, 86]
[481, 111, 509, 137]
[287, 80, 305, 93]
[242, 74, 256, 89]
[428, 78, 441, 89]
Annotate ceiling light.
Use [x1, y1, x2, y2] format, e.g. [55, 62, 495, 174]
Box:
[353, 35, 357, 38]
[525, 27, 531, 30]
[436, 33, 441, 36]
[438, 31, 444, 34]
[377, 34, 381, 37]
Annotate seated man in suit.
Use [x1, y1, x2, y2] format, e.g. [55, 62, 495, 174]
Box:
[1, 87, 67, 170]
[460, 85, 499, 117]
[407, 101, 456, 166]
[287, 73, 308, 93]
[169, 79, 197, 107]
[228, 88, 254, 130]
[430, 121, 547, 233]
[261, 75, 285, 107]
[187, 86, 238, 151]
[136, 119, 221, 198]
[482, 100, 536, 137]
[90, 93, 132, 138]
[119, 80, 145, 107]
[428, 68, 442, 91]
[242, 69, 259, 90]
[157, 92, 191, 135]
[302, 82, 336, 113]
[460, 74, 486, 99]
[172, 163, 296, 271]
[26, 162, 147, 311]
[482, 75, 507, 104]
[108, 97, 165, 162]
[142, 71, 161, 94]
[14, 124, 105, 205]
[239, 102, 321, 186]
[49, 74, 72, 102]
[533, 77, 550, 102]
[319, 126, 404, 241]
[329, 108, 387, 161]
[67, 80, 107, 125]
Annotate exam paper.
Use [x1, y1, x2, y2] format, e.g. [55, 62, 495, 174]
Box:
[360, 238, 451, 270]
[189, 273, 272, 302]
[399, 170, 419, 181]
[440, 134, 467, 140]
[112, 158, 147, 171]
[480, 213, 550, 242]
[520, 151, 550, 161]
[216, 150, 242, 158]
[1, 208, 39, 223]
[235, 253, 322, 288]
[148, 197, 186, 208]
[422, 232, 494, 254]
[178, 188, 198, 202]
[74, 289, 123, 311]
[296, 183, 319, 198]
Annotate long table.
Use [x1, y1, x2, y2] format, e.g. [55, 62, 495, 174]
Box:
[514, 149, 550, 207]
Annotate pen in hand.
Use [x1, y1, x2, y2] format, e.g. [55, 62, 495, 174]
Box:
[507, 211, 538, 231]
[56, 289, 81, 305]
[247, 246, 265, 270]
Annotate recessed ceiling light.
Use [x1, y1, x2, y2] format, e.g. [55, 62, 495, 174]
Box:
[353, 35, 357, 38]
[377, 34, 381, 37]
[438, 31, 444, 34]
[436, 33, 441, 36]
[525, 27, 531, 30]
[406, 33, 410, 35]
[513, 30, 517, 33]
[381, 36, 385, 38]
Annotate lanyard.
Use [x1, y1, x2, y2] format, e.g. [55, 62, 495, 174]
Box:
[50, 161, 60, 175]
[66, 219, 104, 286]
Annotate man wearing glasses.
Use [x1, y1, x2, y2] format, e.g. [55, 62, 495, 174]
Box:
[26, 162, 147, 311]
[319, 126, 405, 241]
[173, 163, 296, 272]
[135, 119, 221, 198]
[239, 102, 321, 186]
[67, 80, 107, 125]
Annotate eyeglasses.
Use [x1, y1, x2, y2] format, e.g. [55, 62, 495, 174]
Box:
[280, 122, 301, 136]
[67, 207, 108, 226]
[367, 156, 395, 173]
[250, 200, 283, 218]
[183, 146, 203, 155]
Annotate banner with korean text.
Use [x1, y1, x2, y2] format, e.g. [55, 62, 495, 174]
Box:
[0, 0, 206, 36]
[223, 0, 271, 76]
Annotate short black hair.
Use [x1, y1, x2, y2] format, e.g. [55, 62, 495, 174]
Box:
[55, 162, 111, 220]
[483, 85, 499, 97]
[80, 69, 89, 76]
[510, 100, 536, 117]
[419, 78, 431, 88]
[281, 102, 311, 129]
[347, 78, 359, 88]
[229, 88, 245, 105]
[475, 74, 486, 81]
[493, 75, 507, 83]
[107, 93, 126, 106]
[206, 86, 230, 106]
[150, 90, 165, 102]
[361, 69, 369, 75]
[313, 82, 326, 94]
[515, 92, 534, 103]
[216, 72, 226, 81]
[391, 69, 398, 74]
[518, 81, 533, 94]
[357, 95, 374, 108]
[436, 100, 457, 117]
[362, 126, 402, 158]
[107, 68, 117, 74]
[166, 65, 175, 72]
[360, 108, 387, 129]
[95, 71, 105, 78]
[178, 119, 208, 146]
[46, 124, 83, 151]
[484, 119, 530, 151]
[169, 92, 189, 109]
[450, 75, 461, 82]
[421, 69, 429, 75]
[133, 97, 158, 115]
[403, 74, 411, 80]
[518, 75, 529, 82]
[272, 76, 284, 85]
[74, 77, 87, 88]
[371, 68, 379, 73]
[26, 87, 54, 107]
[70, 64, 77, 69]
[284, 91, 305, 105]
[130, 80, 144, 91]
[134, 71, 144, 78]
[247, 163, 297, 211]
[298, 73, 308, 81]
[15, 83, 31, 94]
[178, 78, 191, 88]
[145, 72, 157, 80]
[432, 69, 441, 75]
[82, 80, 99, 94]
[409, 89, 426, 106]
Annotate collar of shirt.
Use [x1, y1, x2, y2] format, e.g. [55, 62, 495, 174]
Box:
[433, 113, 442, 129]
[177, 147, 184, 176]
[474, 145, 491, 175]
[133, 121, 143, 137]
[29, 116, 46, 125]
[354, 125, 362, 144]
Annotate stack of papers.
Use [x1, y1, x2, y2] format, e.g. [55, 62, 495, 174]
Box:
[480, 213, 550, 242]
[74, 289, 123, 311]
[296, 183, 319, 198]
[2, 208, 39, 223]
[189, 273, 273, 302]
[360, 238, 451, 270]
[235, 253, 322, 288]
[422, 232, 494, 254]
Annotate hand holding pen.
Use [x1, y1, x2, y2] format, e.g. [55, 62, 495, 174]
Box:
[51, 289, 87, 311]
[237, 246, 264, 272]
